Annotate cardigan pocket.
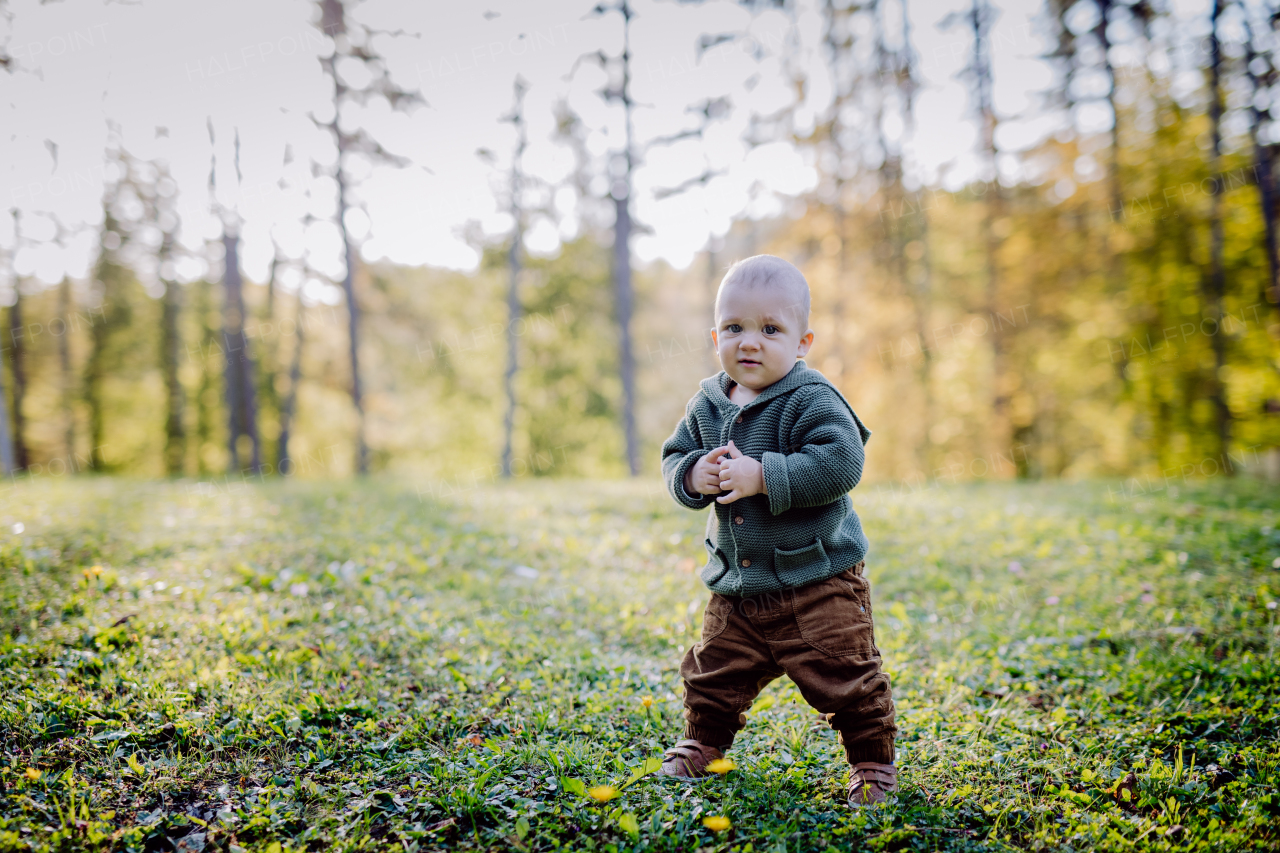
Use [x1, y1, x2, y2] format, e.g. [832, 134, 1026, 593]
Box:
[700, 538, 730, 587]
[697, 595, 734, 644]
[773, 539, 832, 588]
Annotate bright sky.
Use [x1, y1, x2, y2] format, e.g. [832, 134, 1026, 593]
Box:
[0, 0, 1078, 290]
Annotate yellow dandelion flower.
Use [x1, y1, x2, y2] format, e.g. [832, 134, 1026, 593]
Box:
[640, 695, 654, 708]
[91, 565, 102, 576]
[25, 768, 41, 781]
[586, 785, 618, 803]
[702, 815, 731, 831]
[706, 758, 735, 775]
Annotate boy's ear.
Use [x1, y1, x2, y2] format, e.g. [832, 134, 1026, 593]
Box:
[797, 329, 814, 357]
[711, 327, 718, 347]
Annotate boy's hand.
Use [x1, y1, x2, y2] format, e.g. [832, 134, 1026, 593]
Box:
[685, 451, 725, 496]
[716, 441, 765, 504]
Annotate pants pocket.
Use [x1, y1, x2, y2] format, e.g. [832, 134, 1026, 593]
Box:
[840, 571, 873, 616]
[698, 595, 734, 644]
[791, 572, 876, 657]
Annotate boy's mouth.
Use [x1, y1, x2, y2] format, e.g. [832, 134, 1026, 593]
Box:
[738, 358, 761, 367]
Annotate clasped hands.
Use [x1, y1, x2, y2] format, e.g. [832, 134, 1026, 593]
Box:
[684, 440, 766, 503]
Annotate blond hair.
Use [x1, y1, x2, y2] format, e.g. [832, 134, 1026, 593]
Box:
[716, 254, 811, 328]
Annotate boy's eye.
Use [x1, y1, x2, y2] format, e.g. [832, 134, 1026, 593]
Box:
[763, 325, 779, 334]
[725, 324, 742, 333]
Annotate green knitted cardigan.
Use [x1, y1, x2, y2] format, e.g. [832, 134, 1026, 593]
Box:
[660, 360, 872, 597]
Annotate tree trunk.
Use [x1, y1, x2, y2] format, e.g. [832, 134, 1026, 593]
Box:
[0, 313, 11, 474]
[334, 162, 368, 475]
[899, 0, 935, 475]
[822, 0, 852, 385]
[614, 193, 639, 476]
[336, 181, 367, 477]
[616, 5, 639, 477]
[194, 278, 218, 475]
[222, 230, 261, 474]
[277, 289, 306, 476]
[501, 80, 528, 479]
[85, 281, 108, 472]
[501, 232, 522, 478]
[260, 253, 281, 470]
[160, 249, 185, 476]
[57, 277, 76, 463]
[969, 0, 1011, 469]
[321, 0, 368, 476]
[1244, 19, 1280, 315]
[1093, 0, 1123, 220]
[875, 0, 935, 471]
[315, 0, 420, 476]
[1205, 0, 1232, 468]
[223, 259, 241, 471]
[266, 254, 278, 320]
[908, 200, 935, 471]
[7, 289, 28, 471]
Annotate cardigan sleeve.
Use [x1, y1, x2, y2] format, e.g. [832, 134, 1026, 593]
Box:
[760, 385, 865, 515]
[661, 407, 716, 511]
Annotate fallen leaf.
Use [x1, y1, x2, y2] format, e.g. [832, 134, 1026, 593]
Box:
[1114, 772, 1139, 811]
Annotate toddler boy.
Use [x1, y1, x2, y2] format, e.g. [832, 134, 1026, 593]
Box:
[658, 255, 897, 807]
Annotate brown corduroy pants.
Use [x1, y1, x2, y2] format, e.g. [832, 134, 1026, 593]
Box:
[679, 562, 897, 765]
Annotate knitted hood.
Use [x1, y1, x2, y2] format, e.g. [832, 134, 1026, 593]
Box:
[696, 360, 872, 446]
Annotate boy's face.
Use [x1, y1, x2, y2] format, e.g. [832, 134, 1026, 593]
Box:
[712, 280, 814, 392]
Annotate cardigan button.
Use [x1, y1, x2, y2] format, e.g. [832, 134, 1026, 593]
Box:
[741, 559, 751, 567]
[735, 415, 744, 423]
[734, 516, 744, 525]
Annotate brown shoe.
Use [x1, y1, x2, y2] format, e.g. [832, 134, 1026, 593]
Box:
[847, 762, 898, 807]
[660, 739, 724, 780]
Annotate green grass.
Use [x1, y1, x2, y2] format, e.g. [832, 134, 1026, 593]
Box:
[1, 476, 1278, 852]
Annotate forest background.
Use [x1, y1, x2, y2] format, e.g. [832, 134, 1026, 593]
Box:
[2, 0, 1279, 493]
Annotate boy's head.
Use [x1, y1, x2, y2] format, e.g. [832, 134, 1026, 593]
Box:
[712, 254, 814, 392]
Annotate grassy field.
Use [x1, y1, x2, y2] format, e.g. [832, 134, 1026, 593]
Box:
[1, 476, 1278, 853]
